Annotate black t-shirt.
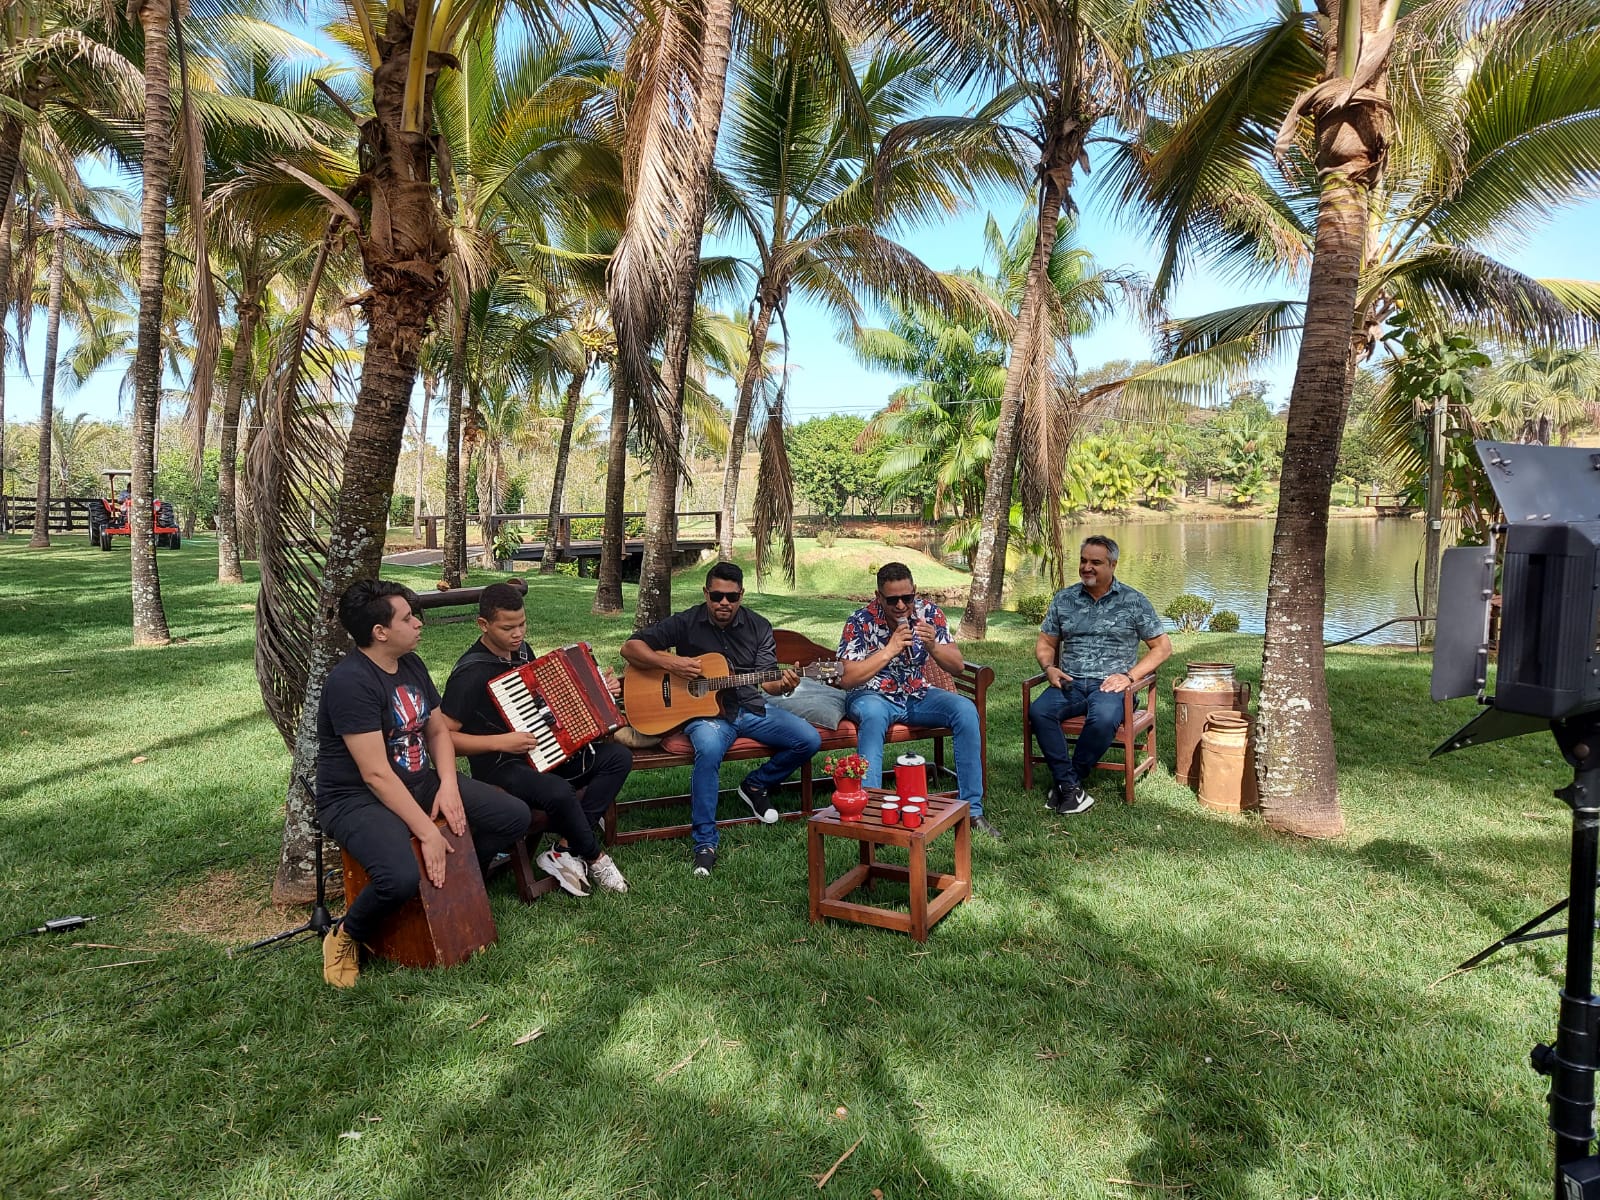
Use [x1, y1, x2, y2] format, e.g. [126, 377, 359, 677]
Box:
[316, 650, 441, 807]
[634, 603, 776, 715]
[441, 637, 530, 777]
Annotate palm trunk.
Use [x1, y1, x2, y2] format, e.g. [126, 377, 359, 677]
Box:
[1256, 0, 1390, 838]
[958, 128, 1075, 641]
[593, 377, 631, 613]
[28, 216, 65, 546]
[131, 0, 174, 646]
[176, 19, 218, 543]
[274, 0, 450, 900]
[718, 295, 776, 560]
[412, 372, 432, 541]
[0, 157, 21, 509]
[541, 366, 587, 573]
[216, 280, 262, 584]
[442, 306, 467, 585]
[633, 0, 735, 630]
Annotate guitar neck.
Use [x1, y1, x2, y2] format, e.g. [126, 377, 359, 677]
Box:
[701, 667, 783, 692]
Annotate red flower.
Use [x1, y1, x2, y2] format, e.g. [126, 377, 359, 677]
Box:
[823, 753, 869, 781]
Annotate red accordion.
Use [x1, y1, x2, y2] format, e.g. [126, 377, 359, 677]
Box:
[486, 644, 623, 771]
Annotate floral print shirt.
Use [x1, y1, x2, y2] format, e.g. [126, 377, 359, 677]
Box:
[837, 597, 954, 700]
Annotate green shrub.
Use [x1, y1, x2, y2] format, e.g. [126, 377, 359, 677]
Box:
[490, 525, 525, 562]
[815, 527, 837, 549]
[1209, 609, 1241, 633]
[1163, 592, 1214, 632]
[1013, 589, 1052, 624]
[881, 531, 901, 548]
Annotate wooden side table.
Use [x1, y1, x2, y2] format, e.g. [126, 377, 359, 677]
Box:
[807, 789, 971, 942]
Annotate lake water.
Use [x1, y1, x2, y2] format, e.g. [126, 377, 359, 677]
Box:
[1020, 517, 1433, 646]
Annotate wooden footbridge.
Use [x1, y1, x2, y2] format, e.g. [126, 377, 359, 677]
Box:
[408, 510, 721, 575]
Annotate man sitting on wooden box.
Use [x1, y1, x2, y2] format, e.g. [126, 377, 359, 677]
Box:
[836, 562, 997, 838]
[316, 579, 529, 988]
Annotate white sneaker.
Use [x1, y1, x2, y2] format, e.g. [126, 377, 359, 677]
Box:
[588, 854, 629, 894]
[536, 847, 591, 897]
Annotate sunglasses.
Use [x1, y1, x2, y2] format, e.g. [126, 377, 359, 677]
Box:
[707, 590, 743, 603]
[880, 592, 916, 608]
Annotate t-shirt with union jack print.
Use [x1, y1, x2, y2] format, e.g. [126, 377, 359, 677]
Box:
[316, 650, 442, 807]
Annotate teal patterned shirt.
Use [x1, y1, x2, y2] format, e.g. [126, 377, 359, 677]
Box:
[1041, 580, 1164, 679]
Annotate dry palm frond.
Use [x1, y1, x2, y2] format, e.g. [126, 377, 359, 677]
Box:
[247, 223, 348, 746]
[751, 388, 794, 587]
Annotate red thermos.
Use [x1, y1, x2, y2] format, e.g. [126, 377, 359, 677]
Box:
[894, 753, 927, 799]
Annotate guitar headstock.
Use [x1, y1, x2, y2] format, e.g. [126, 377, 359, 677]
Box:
[804, 660, 845, 685]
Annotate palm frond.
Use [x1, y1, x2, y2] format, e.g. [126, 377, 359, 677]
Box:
[751, 388, 794, 587]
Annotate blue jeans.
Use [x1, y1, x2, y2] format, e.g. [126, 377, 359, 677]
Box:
[1029, 678, 1133, 790]
[684, 705, 821, 850]
[845, 688, 984, 817]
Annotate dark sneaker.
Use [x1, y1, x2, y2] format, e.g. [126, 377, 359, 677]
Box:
[971, 815, 1001, 839]
[1043, 784, 1067, 812]
[1054, 786, 1095, 816]
[738, 776, 779, 824]
[692, 845, 717, 877]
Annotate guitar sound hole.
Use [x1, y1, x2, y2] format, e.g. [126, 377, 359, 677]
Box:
[688, 681, 706, 697]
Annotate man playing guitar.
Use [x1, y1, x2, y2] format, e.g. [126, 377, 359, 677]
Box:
[620, 562, 820, 877]
[441, 582, 632, 897]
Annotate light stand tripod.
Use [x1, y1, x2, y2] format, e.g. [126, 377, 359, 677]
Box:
[1529, 716, 1600, 1198]
[232, 776, 337, 957]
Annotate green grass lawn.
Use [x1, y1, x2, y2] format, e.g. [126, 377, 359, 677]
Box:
[0, 534, 1572, 1198]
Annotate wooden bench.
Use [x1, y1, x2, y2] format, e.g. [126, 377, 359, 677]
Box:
[604, 629, 994, 845]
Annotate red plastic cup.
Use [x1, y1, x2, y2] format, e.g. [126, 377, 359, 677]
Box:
[901, 803, 923, 830]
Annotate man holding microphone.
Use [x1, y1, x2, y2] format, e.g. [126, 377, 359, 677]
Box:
[837, 562, 995, 837]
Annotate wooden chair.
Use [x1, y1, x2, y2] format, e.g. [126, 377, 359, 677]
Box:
[1021, 673, 1157, 804]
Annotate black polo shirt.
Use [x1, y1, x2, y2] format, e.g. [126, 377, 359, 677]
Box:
[634, 603, 776, 715]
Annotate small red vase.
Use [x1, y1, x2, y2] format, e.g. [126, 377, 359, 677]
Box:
[832, 780, 869, 821]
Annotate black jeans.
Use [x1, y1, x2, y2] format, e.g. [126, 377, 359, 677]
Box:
[475, 740, 632, 861]
[320, 773, 530, 944]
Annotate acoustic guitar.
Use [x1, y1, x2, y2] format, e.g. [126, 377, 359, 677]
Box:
[622, 652, 844, 734]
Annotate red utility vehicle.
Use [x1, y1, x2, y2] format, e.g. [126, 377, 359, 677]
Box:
[88, 469, 180, 550]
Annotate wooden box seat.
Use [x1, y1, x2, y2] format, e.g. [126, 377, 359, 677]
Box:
[605, 629, 993, 845]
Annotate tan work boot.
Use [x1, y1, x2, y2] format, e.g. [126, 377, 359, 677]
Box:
[322, 924, 361, 988]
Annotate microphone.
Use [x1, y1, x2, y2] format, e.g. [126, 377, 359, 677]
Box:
[900, 615, 921, 661]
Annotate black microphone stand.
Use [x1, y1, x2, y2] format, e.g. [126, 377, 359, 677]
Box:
[233, 776, 337, 957]
[1532, 716, 1600, 1198]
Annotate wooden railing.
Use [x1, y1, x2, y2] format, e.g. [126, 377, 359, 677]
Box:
[417, 510, 721, 554]
[0, 495, 98, 534]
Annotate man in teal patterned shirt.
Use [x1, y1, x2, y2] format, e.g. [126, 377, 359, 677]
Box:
[1031, 535, 1172, 815]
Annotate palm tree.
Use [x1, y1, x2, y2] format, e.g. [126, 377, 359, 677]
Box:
[888, 0, 1218, 638]
[1118, 0, 1600, 835]
[611, 0, 738, 629]
[1477, 346, 1600, 445]
[430, 23, 618, 585]
[27, 208, 67, 548]
[50, 413, 106, 492]
[128, 0, 177, 645]
[711, 41, 1016, 561]
[858, 211, 1141, 576]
